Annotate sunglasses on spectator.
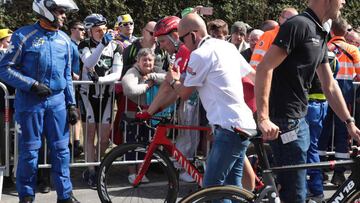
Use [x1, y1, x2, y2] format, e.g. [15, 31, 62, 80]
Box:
[121, 22, 134, 27]
[54, 8, 67, 15]
[73, 27, 85, 31]
[146, 29, 154, 36]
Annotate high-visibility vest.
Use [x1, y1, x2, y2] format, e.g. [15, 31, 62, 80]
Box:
[249, 26, 279, 69]
[328, 36, 360, 80]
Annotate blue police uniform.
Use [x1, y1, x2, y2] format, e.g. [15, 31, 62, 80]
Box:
[0, 22, 76, 200]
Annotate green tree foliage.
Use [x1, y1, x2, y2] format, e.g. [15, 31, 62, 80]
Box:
[1, 0, 359, 34]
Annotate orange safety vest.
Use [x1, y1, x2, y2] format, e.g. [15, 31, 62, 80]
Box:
[328, 36, 360, 80]
[249, 25, 279, 69]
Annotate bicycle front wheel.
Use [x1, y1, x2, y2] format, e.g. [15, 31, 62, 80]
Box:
[344, 190, 360, 203]
[97, 143, 178, 203]
[179, 185, 255, 203]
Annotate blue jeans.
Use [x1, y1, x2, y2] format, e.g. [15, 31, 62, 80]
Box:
[203, 126, 249, 188]
[269, 118, 310, 203]
[305, 100, 328, 196]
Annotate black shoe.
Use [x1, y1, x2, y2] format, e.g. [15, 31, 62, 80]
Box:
[73, 145, 83, 158]
[3, 176, 14, 188]
[331, 171, 346, 186]
[19, 196, 34, 203]
[57, 193, 80, 203]
[38, 179, 51, 193]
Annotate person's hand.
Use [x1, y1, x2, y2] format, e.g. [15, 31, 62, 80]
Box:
[346, 123, 360, 143]
[87, 71, 99, 83]
[31, 82, 52, 99]
[145, 80, 154, 89]
[135, 111, 152, 120]
[101, 33, 113, 46]
[165, 65, 180, 84]
[67, 105, 79, 125]
[258, 119, 280, 141]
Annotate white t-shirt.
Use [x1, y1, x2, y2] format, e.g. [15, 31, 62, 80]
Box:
[184, 37, 256, 130]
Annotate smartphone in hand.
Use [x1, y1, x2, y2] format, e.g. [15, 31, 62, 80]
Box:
[199, 7, 213, 15]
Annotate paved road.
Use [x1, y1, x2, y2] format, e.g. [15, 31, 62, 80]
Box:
[1, 168, 343, 203]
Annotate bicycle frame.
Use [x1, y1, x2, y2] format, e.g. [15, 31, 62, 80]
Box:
[132, 123, 211, 187]
[252, 137, 360, 203]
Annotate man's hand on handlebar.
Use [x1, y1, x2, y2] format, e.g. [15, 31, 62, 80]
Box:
[135, 111, 152, 120]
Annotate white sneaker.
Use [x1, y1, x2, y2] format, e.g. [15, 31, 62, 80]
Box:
[128, 174, 150, 184]
[128, 174, 136, 184]
[179, 172, 194, 183]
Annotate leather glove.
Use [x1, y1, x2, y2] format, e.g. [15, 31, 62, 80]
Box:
[67, 105, 79, 125]
[87, 71, 99, 83]
[101, 33, 113, 46]
[135, 111, 152, 120]
[30, 82, 52, 99]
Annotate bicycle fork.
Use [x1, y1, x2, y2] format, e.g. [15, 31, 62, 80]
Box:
[132, 142, 158, 186]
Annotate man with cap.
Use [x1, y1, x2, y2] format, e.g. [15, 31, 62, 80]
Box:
[115, 14, 137, 49]
[229, 21, 249, 52]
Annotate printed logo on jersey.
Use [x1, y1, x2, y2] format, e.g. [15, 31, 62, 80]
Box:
[187, 67, 196, 76]
[32, 37, 45, 48]
[259, 40, 264, 47]
[310, 38, 320, 46]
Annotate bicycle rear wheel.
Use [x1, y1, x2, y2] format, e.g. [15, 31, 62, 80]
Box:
[179, 185, 255, 203]
[97, 143, 178, 203]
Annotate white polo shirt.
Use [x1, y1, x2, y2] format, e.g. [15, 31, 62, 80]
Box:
[184, 37, 256, 130]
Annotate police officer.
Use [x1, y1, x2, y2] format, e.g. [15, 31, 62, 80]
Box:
[0, 0, 80, 202]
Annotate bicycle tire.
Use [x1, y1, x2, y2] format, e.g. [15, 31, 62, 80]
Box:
[344, 190, 360, 203]
[97, 143, 178, 203]
[179, 185, 255, 203]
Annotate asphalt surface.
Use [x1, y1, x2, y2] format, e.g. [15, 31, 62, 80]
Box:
[1, 168, 344, 203]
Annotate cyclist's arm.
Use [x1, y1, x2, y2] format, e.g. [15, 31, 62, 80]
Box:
[170, 80, 195, 101]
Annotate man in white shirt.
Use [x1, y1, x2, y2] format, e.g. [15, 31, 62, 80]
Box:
[166, 13, 256, 188]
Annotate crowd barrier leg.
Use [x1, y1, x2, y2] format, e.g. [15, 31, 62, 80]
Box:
[0, 166, 3, 201]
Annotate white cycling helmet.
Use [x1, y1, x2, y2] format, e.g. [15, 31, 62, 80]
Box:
[33, 0, 79, 23]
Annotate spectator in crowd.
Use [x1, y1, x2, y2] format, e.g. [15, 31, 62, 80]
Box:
[318, 16, 360, 186]
[255, 1, 360, 203]
[207, 19, 229, 40]
[111, 20, 169, 145]
[167, 13, 256, 189]
[240, 29, 264, 114]
[0, 28, 15, 189]
[345, 30, 360, 48]
[229, 21, 249, 52]
[78, 13, 122, 189]
[0, 28, 12, 57]
[115, 14, 137, 49]
[0, 0, 80, 202]
[250, 7, 298, 69]
[241, 29, 264, 62]
[68, 20, 85, 158]
[122, 21, 168, 76]
[260, 20, 279, 32]
[121, 48, 166, 183]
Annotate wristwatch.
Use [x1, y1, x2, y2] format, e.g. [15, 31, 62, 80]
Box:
[344, 117, 355, 125]
[169, 78, 179, 88]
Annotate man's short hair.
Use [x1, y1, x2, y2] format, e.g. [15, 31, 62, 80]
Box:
[69, 20, 84, 29]
[207, 19, 228, 36]
[331, 17, 348, 37]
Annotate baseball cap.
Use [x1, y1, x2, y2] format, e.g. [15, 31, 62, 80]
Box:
[117, 14, 133, 24]
[0, 29, 12, 40]
[231, 21, 247, 35]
